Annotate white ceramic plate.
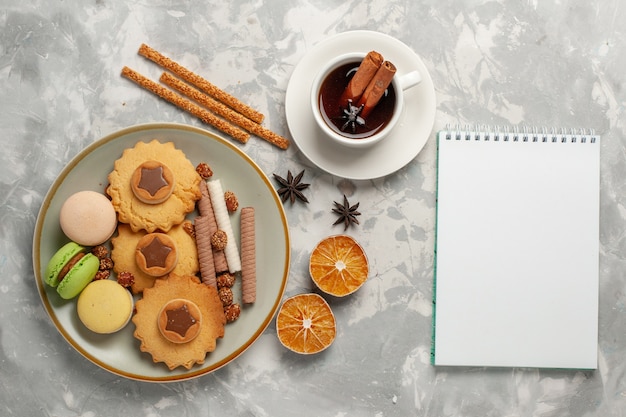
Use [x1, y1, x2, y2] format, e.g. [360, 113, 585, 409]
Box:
[32, 123, 290, 382]
[285, 30, 436, 180]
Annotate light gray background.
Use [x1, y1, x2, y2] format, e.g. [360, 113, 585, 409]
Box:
[2, 0, 625, 416]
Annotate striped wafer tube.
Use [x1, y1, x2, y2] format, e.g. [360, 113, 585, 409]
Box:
[194, 215, 217, 287]
[197, 180, 212, 217]
[199, 181, 229, 274]
[205, 188, 228, 274]
[240, 207, 256, 304]
[207, 179, 242, 273]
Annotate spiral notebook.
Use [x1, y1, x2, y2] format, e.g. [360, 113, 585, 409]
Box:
[432, 127, 600, 369]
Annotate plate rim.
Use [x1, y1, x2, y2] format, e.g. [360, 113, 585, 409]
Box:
[32, 122, 291, 382]
[285, 30, 436, 180]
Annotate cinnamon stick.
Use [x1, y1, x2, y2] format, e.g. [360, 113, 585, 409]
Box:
[339, 50, 383, 105]
[160, 72, 289, 150]
[357, 60, 396, 118]
[120, 66, 250, 143]
[138, 43, 265, 124]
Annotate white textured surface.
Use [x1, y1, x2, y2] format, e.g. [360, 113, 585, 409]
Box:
[1, 0, 625, 415]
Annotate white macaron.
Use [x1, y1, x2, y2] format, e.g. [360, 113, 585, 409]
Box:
[59, 190, 117, 246]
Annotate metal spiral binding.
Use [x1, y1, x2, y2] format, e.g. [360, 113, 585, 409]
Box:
[443, 124, 597, 144]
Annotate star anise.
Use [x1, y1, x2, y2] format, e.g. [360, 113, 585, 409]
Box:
[332, 194, 361, 230]
[273, 170, 310, 205]
[338, 99, 365, 133]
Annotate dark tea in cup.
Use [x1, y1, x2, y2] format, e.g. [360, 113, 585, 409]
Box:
[317, 61, 396, 139]
[310, 51, 421, 148]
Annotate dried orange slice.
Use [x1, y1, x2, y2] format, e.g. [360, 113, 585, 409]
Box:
[309, 234, 369, 297]
[276, 293, 336, 354]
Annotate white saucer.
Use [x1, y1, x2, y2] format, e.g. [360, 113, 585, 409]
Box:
[285, 30, 436, 180]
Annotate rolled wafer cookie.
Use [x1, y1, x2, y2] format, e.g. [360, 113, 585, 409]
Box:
[199, 180, 228, 274]
[197, 180, 212, 217]
[194, 215, 217, 287]
[240, 207, 256, 304]
[207, 179, 242, 273]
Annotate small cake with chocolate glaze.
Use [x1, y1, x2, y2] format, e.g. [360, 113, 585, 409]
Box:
[111, 223, 199, 294]
[135, 233, 178, 277]
[131, 160, 175, 204]
[107, 140, 201, 233]
[158, 299, 202, 344]
[132, 273, 226, 370]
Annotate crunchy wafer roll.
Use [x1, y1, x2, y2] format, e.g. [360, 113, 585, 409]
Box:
[207, 179, 241, 273]
[138, 44, 264, 124]
[199, 181, 229, 274]
[240, 207, 256, 304]
[197, 180, 212, 218]
[121, 66, 249, 143]
[194, 215, 217, 287]
[160, 72, 289, 150]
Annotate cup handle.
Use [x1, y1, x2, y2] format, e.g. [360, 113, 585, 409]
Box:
[398, 70, 421, 91]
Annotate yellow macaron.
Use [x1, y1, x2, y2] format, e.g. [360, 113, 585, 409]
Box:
[77, 280, 134, 334]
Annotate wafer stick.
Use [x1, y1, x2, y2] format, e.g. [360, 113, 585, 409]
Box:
[199, 181, 229, 274]
[138, 43, 264, 124]
[160, 72, 290, 150]
[197, 180, 213, 218]
[240, 207, 256, 304]
[207, 179, 242, 273]
[194, 215, 217, 287]
[121, 66, 249, 143]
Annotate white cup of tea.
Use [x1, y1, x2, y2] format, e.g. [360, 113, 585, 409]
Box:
[310, 52, 421, 148]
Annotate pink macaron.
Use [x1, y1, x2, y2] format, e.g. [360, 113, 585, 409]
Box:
[59, 190, 117, 246]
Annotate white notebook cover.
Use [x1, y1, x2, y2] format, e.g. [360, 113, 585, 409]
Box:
[432, 129, 600, 368]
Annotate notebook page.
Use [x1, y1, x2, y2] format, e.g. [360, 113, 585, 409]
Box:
[433, 131, 600, 368]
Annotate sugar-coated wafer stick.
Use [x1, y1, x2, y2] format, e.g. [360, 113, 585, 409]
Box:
[138, 43, 264, 124]
[194, 215, 217, 287]
[207, 179, 242, 273]
[160, 72, 289, 150]
[198, 181, 229, 273]
[121, 66, 249, 143]
[240, 207, 256, 304]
